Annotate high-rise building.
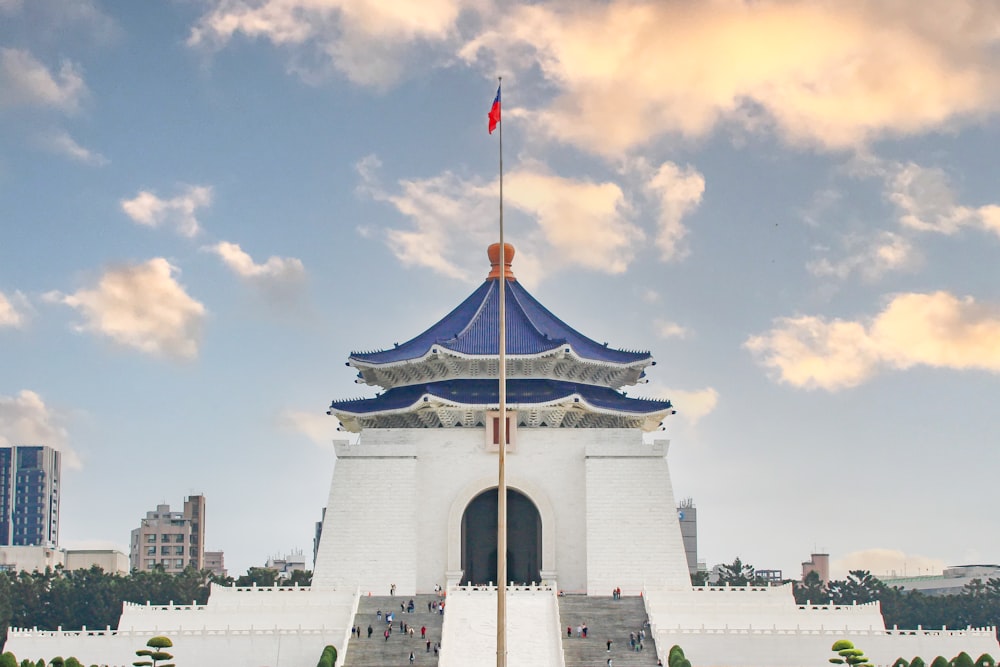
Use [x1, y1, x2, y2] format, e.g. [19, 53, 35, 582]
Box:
[129, 495, 206, 573]
[0, 446, 61, 547]
[677, 497, 698, 576]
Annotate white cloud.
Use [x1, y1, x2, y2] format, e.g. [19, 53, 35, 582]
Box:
[120, 185, 212, 237]
[0, 390, 80, 469]
[654, 319, 688, 340]
[831, 549, 946, 581]
[37, 129, 107, 165]
[807, 231, 918, 281]
[745, 291, 1000, 390]
[45, 258, 206, 360]
[279, 409, 353, 447]
[505, 168, 643, 274]
[666, 387, 719, 425]
[635, 382, 718, 425]
[642, 161, 705, 261]
[461, 1, 1000, 156]
[0, 48, 87, 112]
[189, 0, 469, 88]
[888, 162, 1000, 238]
[357, 156, 663, 282]
[0, 290, 28, 328]
[207, 241, 306, 284]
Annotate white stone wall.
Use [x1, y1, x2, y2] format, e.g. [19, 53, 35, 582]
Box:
[585, 438, 691, 595]
[645, 586, 1000, 667]
[313, 427, 683, 595]
[312, 441, 418, 594]
[651, 627, 999, 667]
[5, 627, 346, 667]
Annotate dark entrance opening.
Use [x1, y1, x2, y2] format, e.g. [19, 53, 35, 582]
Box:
[461, 488, 541, 586]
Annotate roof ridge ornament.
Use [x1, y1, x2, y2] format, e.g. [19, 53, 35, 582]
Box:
[486, 242, 516, 281]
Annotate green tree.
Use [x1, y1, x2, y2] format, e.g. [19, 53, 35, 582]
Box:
[0, 652, 16, 667]
[829, 639, 872, 667]
[715, 557, 762, 586]
[234, 567, 279, 588]
[793, 570, 827, 604]
[134, 635, 173, 667]
[975, 654, 996, 667]
[929, 657, 949, 667]
[285, 570, 313, 587]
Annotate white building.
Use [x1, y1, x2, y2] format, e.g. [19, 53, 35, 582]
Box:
[7, 244, 997, 666]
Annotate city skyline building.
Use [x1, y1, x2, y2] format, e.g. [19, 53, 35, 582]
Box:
[0, 446, 60, 548]
[128, 495, 206, 573]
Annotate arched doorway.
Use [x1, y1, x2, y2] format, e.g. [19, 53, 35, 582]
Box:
[461, 488, 541, 585]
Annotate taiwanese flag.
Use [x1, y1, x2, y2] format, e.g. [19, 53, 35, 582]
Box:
[488, 85, 501, 134]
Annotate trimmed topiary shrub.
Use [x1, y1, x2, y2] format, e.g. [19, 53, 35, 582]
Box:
[0, 652, 17, 667]
[892, 659, 910, 667]
[668, 645, 686, 667]
[975, 654, 996, 667]
[929, 657, 950, 667]
[317, 645, 338, 667]
[954, 653, 975, 667]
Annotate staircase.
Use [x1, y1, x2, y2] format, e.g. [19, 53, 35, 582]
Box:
[343, 594, 444, 667]
[559, 595, 660, 667]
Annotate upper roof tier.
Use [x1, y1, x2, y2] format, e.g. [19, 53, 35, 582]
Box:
[349, 244, 654, 389]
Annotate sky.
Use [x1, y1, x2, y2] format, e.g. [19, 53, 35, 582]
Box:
[1, 0, 999, 581]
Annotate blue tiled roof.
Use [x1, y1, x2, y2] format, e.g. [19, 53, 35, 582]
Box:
[350, 280, 650, 365]
[329, 379, 672, 415]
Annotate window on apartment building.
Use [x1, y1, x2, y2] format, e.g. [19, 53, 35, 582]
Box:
[174, 559, 183, 568]
[174, 546, 184, 555]
[161, 534, 170, 542]
[146, 546, 155, 556]
[175, 534, 185, 543]
[146, 534, 156, 543]
[160, 546, 170, 555]
[146, 560, 154, 569]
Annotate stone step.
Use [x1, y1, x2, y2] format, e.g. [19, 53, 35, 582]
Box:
[343, 595, 445, 667]
[559, 595, 661, 667]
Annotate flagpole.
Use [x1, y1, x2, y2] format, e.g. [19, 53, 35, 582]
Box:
[495, 75, 507, 667]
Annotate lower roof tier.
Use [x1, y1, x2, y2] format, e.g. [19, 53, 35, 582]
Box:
[328, 379, 674, 432]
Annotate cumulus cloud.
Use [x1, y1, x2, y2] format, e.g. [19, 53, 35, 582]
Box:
[0, 390, 80, 469]
[642, 161, 705, 261]
[807, 231, 918, 281]
[831, 549, 946, 580]
[888, 162, 1000, 238]
[635, 382, 718, 425]
[0, 290, 28, 328]
[188, 0, 469, 87]
[279, 409, 353, 446]
[207, 241, 306, 284]
[120, 185, 212, 237]
[461, 1, 1000, 156]
[654, 319, 688, 340]
[745, 291, 1000, 390]
[356, 156, 701, 281]
[0, 48, 87, 112]
[37, 129, 107, 165]
[45, 258, 206, 360]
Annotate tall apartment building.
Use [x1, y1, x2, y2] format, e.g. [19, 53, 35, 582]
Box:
[0, 446, 61, 547]
[129, 495, 205, 573]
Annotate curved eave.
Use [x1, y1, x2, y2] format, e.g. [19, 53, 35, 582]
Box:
[349, 343, 653, 389]
[328, 381, 674, 433]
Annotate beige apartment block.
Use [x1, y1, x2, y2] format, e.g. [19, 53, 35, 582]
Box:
[129, 495, 205, 573]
